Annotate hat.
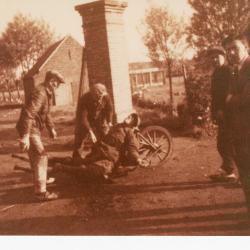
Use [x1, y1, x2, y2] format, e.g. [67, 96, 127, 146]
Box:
[207, 46, 225, 56]
[90, 83, 108, 96]
[45, 70, 65, 83]
[124, 112, 141, 128]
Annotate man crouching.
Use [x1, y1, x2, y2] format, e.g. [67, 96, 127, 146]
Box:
[53, 113, 148, 182]
[16, 70, 65, 201]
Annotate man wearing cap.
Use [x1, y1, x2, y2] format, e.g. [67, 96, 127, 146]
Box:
[207, 46, 236, 182]
[72, 83, 113, 165]
[16, 70, 65, 201]
[223, 34, 250, 216]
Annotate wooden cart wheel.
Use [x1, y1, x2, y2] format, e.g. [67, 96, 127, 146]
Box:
[138, 125, 173, 167]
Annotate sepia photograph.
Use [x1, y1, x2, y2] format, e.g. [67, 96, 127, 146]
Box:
[0, 0, 250, 242]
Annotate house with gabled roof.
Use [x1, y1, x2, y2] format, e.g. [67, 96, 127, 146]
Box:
[23, 35, 86, 106]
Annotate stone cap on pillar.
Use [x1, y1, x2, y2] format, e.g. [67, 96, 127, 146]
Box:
[75, 0, 128, 14]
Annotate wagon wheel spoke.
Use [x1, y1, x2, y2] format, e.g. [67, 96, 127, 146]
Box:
[159, 147, 170, 157]
[140, 126, 173, 167]
[144, 148, 154, 158]
[159, 149, 168, 154]
[139, 147, 150, 153]
[146, 145, 169, 165]
[157, 153, 164, 161]
[138, 134, 152, 147]
[153, 131, 156, 143]
[146, 132, 154, 145]
[158, 140, 171, 148]
[156, 135, 166, 145]
[158, 150, 169, 159]
[139, 140, 150, 146]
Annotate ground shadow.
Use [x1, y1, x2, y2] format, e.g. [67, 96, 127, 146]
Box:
[0, 169, 247, 235]
[0, 173, 242, 207]
[0, 207, 249, 235]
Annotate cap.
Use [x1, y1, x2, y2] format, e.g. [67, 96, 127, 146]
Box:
[45, 70, 65, 83]
[90, 83, 108, 97]
[124, 112, 141, 128]
[207, 46, 225, 56]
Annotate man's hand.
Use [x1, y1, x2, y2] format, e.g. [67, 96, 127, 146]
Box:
[138, 158, 150, 168]
[19, 134, 30, 152]
[49, 128, 57, 139]
[89, 130, 97, 143]
[226, 94, 233, 104]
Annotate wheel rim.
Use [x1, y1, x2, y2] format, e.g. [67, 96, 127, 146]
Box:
[139, 126, 172, 167]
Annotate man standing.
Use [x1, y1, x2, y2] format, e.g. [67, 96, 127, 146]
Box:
[207, 47, 236, 181]
[223, 34, 250, 215]
[72, 83, 113, 165]
[16, 70, 65, 201]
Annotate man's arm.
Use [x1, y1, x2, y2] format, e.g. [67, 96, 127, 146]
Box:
[126, 129, 140, 163]
[105, 95, 113, 124]
[45, 113, 56, 138]
[20, 89, 46, 136]
[17, 89, 45, 151]
[227, 68, 250, 109]
[79, 98, 97, 143]
[210, 77, 218, 122]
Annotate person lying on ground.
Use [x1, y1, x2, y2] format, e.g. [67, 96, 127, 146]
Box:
[52, 112, 148, 183]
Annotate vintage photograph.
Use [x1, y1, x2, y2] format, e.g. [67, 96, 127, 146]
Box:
[0, 0, 250, 237]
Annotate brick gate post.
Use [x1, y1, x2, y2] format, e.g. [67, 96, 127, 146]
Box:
[75, 0, 133, 122]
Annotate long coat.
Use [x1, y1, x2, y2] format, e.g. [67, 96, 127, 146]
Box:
[75, 92, 113, 135]
[211, 65, 232, 122]
[227, 56, 250, 139]
[16, 84, 54, 137]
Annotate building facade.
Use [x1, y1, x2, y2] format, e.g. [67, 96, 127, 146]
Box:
[23, 35, 84, 106]
[129, 62, 166, 92]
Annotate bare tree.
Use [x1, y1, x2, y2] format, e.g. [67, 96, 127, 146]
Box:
[141, 6, 187, 115]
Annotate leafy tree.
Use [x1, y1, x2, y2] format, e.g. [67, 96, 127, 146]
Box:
[0, 13, 55, 75]
[188, 0, 250, 51]
[141, 6, 187, 115]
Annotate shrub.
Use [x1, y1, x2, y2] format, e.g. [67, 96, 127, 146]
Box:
[185, 71, 216, 137]
[132, 93, 172, 117]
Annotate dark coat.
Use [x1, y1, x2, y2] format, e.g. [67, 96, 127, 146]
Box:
[16, 84, 54, 137]
[84, 123, 140, 166]
[211, 65, 232, 122]
[227, 56, 250, 138]
[75, 92, 113, 133]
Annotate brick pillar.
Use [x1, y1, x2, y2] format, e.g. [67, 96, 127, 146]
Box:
[75, 0, 133, 122]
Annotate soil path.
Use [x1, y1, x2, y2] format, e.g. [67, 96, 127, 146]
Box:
[0, 108, 249, 235]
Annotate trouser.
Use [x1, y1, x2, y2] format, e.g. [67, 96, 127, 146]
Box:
[217, 124, 235, 174]
[57, 159, 114, 179]
[27, 134, 47, 194]
[233, 133, 250, 214]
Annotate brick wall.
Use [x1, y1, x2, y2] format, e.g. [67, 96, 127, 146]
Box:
[25, 36, 84, 105]
[76, 0, 133, 122]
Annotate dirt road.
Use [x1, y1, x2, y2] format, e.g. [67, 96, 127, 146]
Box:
[0, 108, 249, 235]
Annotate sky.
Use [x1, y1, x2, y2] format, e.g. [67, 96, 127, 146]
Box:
[0, 0, 193, 62]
